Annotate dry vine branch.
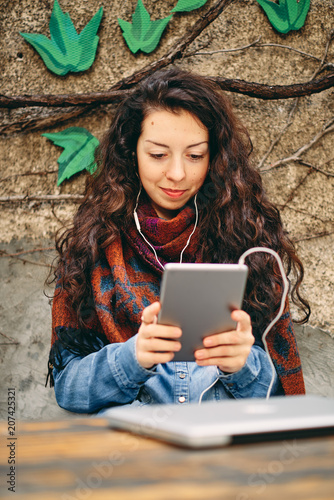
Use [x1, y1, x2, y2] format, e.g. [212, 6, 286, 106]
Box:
[212, 73, 334, 99]
[255, 42, 323, 62]
[257, 28, 333, 171]
[0, 247, 54, 257]
[0, 331, 20, 346]
[281, 167, 314, 209]
[257, 98, 299, 170]
[260, 118, 334, 172]
[187, 36, 323, 62]
[318, 29, 334, 70]
[279, 205, 334, 225]
[184, 36, 262, 57]
[0, 169, 57, 183]
[1, 73, 333, 109]
[293, 231, 334, 243]
[298, 159, 334, 178]
[0, 90, 130, 109]
[0, 249, 53, 267]
[5, 255, 52, 268]
[0, 105, 96, 136]
[1, 1, 334, 112]
[51, 202, 67, 226]
[257, 42, 328, 169]
[0, 194, 84, 203]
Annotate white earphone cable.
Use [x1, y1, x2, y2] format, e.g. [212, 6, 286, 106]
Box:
[180, 193, 198, 264]
[238, 247, 289, 400]
[133, 189, 199, 270]
[198, 247, 288, 404]
[198, 368, 220, 405]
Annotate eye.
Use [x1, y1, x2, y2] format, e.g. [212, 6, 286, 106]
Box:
[149, 153, 166, 159]
[189, 154, 204, 161]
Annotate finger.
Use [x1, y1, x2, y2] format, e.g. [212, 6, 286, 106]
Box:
[203, 332, 254, 352]
[145, 339, 181, 352]
[202, 331, 239, 348]
[141, 337, 181, 352]
[141, 324, 182, 339]
[195, 345, 239, 360]
[196, 356, 245, 373]
[231, 309, 251, 332]
[140, 351, 177, 367]
[141, 301, 161, 325]
[196, 356, 230, 367]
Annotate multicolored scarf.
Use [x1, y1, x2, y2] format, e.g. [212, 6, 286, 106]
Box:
[50, 197, 305, 395]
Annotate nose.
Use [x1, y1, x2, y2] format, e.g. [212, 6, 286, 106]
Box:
[165, 155, 186, 182]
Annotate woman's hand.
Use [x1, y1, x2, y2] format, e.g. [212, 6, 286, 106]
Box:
[136, 301, 182, 369]
[194, 310, 254, 373]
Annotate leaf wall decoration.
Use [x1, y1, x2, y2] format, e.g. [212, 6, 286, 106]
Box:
[256, 0, 310, 34]
[171, 0, 209, 13]
[42, 127, 99, 185]
[20, 0, 103, 75]
[118, 0, 172, 54]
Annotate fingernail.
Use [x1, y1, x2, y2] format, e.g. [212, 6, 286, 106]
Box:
[196, 350, 205, 359]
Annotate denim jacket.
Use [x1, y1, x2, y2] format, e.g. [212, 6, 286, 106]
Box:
[53, 334, 281, 415]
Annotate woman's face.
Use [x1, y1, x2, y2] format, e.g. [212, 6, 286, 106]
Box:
[136, 109, 210, 220]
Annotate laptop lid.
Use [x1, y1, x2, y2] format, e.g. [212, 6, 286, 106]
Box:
[106, 396, 334, 448]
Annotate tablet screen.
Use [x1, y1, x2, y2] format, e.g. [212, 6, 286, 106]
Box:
[158, 263, 248, 361]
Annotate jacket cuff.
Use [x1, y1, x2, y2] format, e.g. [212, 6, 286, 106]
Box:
[108, 334, 157, 391]
[217, 347, 275, 397]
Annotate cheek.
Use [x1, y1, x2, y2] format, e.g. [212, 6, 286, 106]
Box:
[192, 170, 208, 185]
[140, 165, 164, 183]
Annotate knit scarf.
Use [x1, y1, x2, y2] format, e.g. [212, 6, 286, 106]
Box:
[49, 196, 305, 395]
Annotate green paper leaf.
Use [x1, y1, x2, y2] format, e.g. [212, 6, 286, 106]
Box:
[256, 0, 310, 34]
[118, 0, 172, 54]
[256, 0, 290, 33]
[285, 0, 298, 25]
[20, 0, 103, 75]
[42, 127, 99, 185]
[141, 17, 173, 53]
[171, 0, 208, 13]
[132, 0, 151, 40]
[293, 0, 311, 30]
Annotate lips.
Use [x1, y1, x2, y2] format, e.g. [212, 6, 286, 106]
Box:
[160, 188, 187, 198]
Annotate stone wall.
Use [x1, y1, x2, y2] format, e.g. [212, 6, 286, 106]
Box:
[0, 0, 333, 419]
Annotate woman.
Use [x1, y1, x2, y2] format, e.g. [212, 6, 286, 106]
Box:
[47, 67, 310, 414]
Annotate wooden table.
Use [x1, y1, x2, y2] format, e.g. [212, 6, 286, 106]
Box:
[1, 418, 333, 499]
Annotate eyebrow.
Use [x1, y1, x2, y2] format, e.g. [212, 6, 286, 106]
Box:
[145, 140, 208, 148]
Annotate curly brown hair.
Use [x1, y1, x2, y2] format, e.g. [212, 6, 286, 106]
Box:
[52, 67, 310, 336]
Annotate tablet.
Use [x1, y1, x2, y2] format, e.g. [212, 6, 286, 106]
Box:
[158, 263, 249, 361]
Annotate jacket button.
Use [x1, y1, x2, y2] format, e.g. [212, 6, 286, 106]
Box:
[178, 396, 186, 403]
[179, 373, 186, 379]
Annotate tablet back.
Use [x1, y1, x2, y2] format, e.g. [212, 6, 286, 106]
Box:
[158, 263, 248, 361]
[106, 396, 334, 449]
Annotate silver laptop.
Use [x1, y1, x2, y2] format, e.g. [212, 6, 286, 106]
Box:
[106, 396, 334, 448]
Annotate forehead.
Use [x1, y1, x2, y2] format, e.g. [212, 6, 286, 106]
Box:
[140, 109, 208, 140]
